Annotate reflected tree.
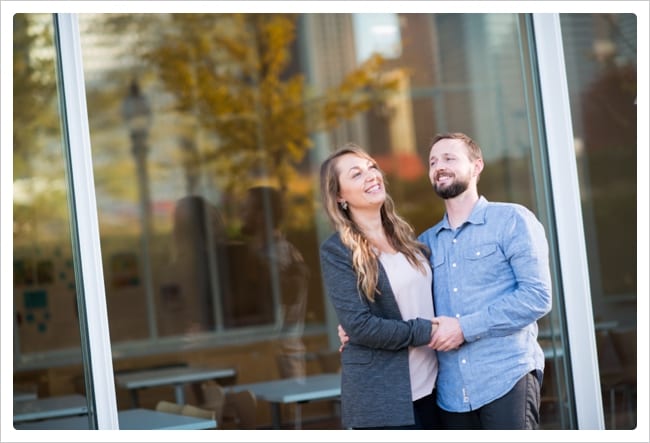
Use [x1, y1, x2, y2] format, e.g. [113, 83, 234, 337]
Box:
[140, 14, 399, 198]
[13, 14, 65, 243]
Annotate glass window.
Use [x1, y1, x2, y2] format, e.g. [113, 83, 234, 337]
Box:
[13, 13, 83, 361]
[560, 13, 637, 430]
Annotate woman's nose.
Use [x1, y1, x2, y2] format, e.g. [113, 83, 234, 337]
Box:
[366, 169, 379, 181]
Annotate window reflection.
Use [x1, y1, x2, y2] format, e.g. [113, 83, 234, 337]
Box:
[353, 13, 402, 62]
[13, 13, 81, 355]
[560, 13, 637, 430]
[13, 12, 636, 430]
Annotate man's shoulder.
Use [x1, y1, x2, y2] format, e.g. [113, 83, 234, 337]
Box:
[484, 200, 536, 218]
[418, 219, 445, 240]
[483, 200, 544, 233]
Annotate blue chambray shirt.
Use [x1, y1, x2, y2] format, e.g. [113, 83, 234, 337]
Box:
[418, 196, 552, 412]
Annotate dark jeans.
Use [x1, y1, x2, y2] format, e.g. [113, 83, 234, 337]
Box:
[439, 371, 541, 430]
[355, 388, 442, 430]
[413, 388, 443, 429]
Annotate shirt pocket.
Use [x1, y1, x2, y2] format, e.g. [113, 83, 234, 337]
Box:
[462, 242, 505, 282]
[463, 243, 499, 261]
[433, 253, 445, 269]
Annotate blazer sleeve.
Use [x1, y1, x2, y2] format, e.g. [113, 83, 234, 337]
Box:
[319, 234, 432, 350]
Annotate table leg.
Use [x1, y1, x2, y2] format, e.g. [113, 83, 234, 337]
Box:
[130, 389, 140, 407]
[270, 403, 282, 429]
[174, 384, 185, 404]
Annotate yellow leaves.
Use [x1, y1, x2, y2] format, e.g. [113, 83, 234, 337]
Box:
[140, 13, 398, 203]
[258, 14, 295, 79]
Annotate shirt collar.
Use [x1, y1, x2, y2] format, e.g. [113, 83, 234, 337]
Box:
[435, 195, 489, 234]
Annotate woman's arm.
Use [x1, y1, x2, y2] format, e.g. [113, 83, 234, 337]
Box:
[320, 236, 433, 350]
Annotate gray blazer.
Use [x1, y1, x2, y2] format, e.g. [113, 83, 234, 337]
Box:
[319, 232, 433, 429]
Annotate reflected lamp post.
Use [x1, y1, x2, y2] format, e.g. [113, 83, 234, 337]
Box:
[122, 79, 156, 337]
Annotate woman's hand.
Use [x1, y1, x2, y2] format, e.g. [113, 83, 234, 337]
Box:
[337, 324, 350, 352]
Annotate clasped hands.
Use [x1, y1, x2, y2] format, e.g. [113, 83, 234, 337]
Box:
[337, 316, 464, 352]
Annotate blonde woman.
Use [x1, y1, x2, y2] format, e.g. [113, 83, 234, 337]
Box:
[319, 143, 440, 429]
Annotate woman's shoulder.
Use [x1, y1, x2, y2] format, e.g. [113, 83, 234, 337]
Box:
[320, 231, 351, 258]
[320, 231, 342, 248]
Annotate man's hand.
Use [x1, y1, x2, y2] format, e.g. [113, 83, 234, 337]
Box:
[428, 316, 464, 351]
[337, 324, 349, 352]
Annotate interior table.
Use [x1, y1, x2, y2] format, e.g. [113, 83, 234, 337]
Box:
[14, 394, 88, 423]
[228, 372, 341, 429]
[114, 365, 237, 406]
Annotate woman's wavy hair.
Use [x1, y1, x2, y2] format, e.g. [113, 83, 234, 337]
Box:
[320, 143, 430, 302]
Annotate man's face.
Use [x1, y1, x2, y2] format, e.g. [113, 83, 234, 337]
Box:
[428, 138, 478, 199]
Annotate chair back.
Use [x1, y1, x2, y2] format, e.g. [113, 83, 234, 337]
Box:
[155, 400, 183, 415]
[180, 404, 217, 429]
[200, 381, 226, 423]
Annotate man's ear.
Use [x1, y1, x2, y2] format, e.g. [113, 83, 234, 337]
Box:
[473, 158, 484, 177]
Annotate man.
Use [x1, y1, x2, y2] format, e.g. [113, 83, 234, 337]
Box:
[419, 132, 552, 429]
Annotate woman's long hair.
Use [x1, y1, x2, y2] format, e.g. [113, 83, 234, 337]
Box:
[320, 143, 430, 302]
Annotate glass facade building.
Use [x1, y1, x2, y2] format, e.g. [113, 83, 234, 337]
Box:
[3, 3, 646, 437]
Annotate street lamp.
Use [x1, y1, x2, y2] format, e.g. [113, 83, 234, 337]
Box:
[122, 79, 152, 230]
[122, 79, 156, 337]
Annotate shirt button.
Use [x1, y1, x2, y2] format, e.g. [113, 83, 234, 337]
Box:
[453, 287, 458, 292]
[455, 313, 460, 318]
[461, 359, 467, 364]
[452, 238, 457, 244]
[452, 263, 457, 267]
[475, 251, 481, 256]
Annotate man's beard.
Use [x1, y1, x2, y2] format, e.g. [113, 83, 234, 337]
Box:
[434, 178, 469, 199]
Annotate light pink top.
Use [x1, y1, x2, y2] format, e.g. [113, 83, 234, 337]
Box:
[379, 251, 438, 401]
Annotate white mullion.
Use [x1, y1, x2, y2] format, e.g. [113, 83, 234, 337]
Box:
[532, 12, 604, 430]
[54, 13, 119, 430]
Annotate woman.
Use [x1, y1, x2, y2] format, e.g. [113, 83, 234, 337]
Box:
[319, 143, 440, 429]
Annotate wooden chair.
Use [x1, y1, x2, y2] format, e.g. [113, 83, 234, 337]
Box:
[200, 381, 226, 424]
[155, 400, 183, 415]
[221, 390, 257, 429]
[156, 399, 218, 429]
[181, 404, 216, 420]
[181, 404, 217, 428]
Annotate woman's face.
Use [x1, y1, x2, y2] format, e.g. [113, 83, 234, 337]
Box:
[335, 153, 386, 213]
